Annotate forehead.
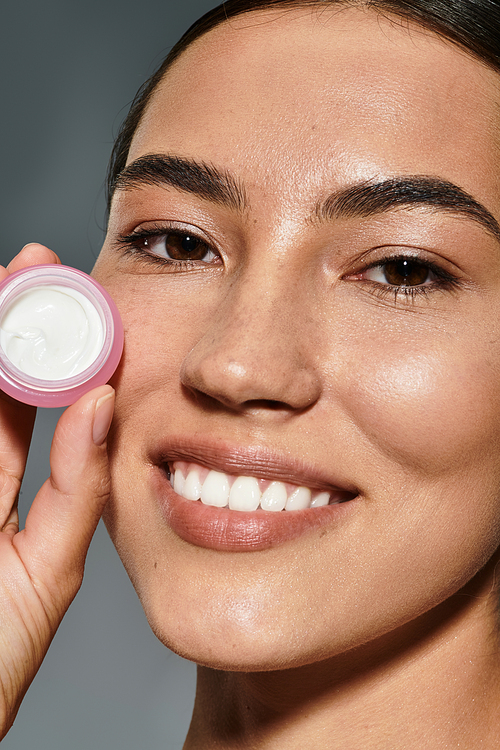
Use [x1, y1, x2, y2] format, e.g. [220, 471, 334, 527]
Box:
[128, 6, 500, 211]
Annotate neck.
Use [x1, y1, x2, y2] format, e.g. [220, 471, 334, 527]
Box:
[184, 562, 500, 749]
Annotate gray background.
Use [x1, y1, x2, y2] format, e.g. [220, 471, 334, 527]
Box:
[0, 1, 221, 747]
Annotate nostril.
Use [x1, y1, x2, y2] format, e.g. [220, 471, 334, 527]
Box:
[182, 388, 304, 415]
[243, 399, 298, 411]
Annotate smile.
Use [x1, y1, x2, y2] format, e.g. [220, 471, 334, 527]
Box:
[168, 461, 349, 512]
[154, 442, 358, 551]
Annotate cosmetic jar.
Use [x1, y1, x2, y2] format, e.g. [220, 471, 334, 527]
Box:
[0, 265, 123, 407]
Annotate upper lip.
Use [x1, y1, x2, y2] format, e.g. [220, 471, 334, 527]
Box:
[149, 436, 358, 495]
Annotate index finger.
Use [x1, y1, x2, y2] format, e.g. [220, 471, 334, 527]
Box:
[0, 393, 36, 529]
[5, 243, 60, 275]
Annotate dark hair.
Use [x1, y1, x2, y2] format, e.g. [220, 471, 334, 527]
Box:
[106, 0, 500, 212]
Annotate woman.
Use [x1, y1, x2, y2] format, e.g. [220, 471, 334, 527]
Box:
[1, 0, 500, 746]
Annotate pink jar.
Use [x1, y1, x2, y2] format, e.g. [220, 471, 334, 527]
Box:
[0, 265, 123, 407]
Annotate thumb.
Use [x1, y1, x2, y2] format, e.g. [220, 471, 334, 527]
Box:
[15, 385, 115, 617]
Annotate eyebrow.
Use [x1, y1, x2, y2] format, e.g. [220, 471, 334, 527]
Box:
[113, 153, 248, 213]
[114, 157, 500, 244]
[316, 176, 500, 243]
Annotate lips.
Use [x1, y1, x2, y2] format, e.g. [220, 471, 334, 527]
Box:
[151, 441, 358, 552]
[169, 461, 345, 511]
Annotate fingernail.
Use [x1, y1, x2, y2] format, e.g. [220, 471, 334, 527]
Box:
[92, 391, 115, 446]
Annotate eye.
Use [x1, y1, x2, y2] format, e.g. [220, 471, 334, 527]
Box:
[116, 223, 222, 269]
[140, 230, 218, 263]
[345, 252, 462, 303]
[364, 258, 434, 287]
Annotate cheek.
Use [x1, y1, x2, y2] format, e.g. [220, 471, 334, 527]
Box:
[109, 282, 205, 408]
[342, 341, 500, 476]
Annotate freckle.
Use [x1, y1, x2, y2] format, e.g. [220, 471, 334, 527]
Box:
[154, 561, 158, 569]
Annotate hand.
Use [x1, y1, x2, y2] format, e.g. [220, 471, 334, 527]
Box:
[0, 244, 114, 738]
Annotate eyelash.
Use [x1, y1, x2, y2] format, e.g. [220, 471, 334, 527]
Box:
[116, 226, 461, 301]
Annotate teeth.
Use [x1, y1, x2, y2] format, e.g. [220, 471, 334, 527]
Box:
[169, 463, 336, 512]
[311, 491, 330, 508]
[173, 468, 185, 496]
[260, 481, 287, 512]
[285, 487, 311, 511]
[201, 470, 230, 507]
[311, 492, 330, 508]
[229, 476, 261, 512]
[183, 468, 203, 501]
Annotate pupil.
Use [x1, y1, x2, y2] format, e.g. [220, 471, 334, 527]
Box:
[181, 235, 199, 253]
[384, 259, 428, 286]
[165, 232, 208, 261]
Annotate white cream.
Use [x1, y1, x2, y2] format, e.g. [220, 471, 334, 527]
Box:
[0, 284, 104, 381]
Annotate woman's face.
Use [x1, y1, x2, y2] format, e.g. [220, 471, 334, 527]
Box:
[93, 6, 500, 670]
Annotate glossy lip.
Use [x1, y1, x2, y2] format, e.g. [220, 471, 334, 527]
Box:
[150, 438, 359, 552]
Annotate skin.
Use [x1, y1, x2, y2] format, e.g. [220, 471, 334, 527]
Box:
[88, 4, 500, 748]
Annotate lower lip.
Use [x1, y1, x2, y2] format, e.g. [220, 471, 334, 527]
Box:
[153, 467, 357, 552]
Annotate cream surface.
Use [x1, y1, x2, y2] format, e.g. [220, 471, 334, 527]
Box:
[0, 284, 104, 380]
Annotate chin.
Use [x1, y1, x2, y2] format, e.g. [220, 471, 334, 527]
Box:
[144, 612, 326, 673]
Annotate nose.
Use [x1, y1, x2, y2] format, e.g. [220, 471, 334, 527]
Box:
[180, 271, 322, 414]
